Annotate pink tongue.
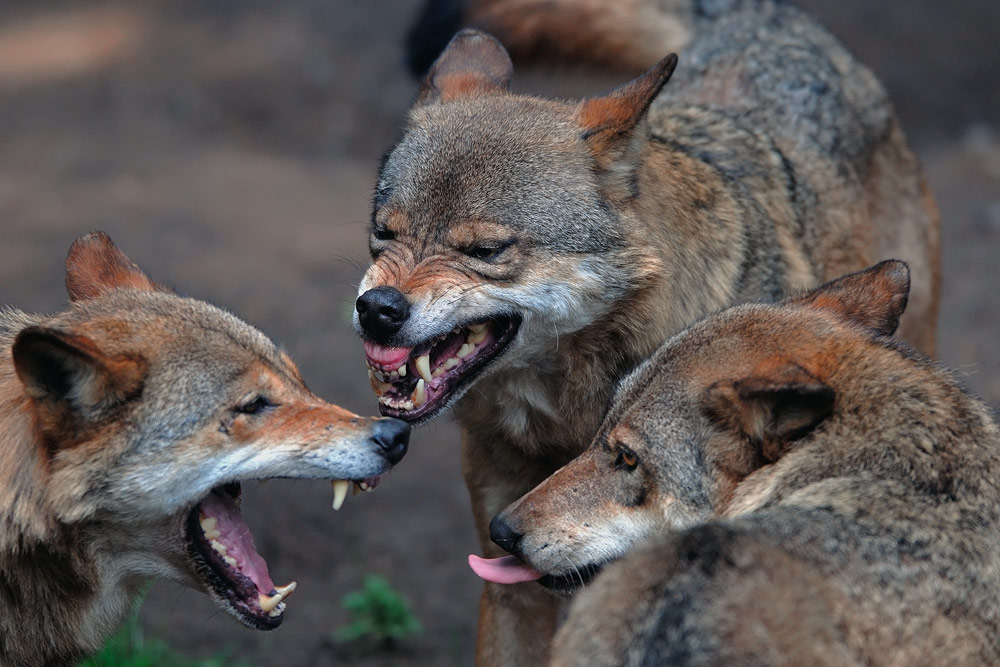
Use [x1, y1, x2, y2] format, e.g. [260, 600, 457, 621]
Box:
[364, 341, 412, 369]
[200, 492, 274, 594]
[468, 554, 543, 584]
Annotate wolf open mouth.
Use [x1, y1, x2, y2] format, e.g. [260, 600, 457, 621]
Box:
[184, 477, 380, 629]
[364, 315, 521, 421]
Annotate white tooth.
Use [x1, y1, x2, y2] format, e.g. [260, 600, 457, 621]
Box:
[468, 328, 488, 345]
[412, 379, 426, 407]
[397, 364, 407, 377]
[331, 480, 350, 511]
[432, 367, 445, 378]
[205, 528, 221, 540]
[368, 371, 393, 397]
[469, 323, 486, 335]
[211, 540, 228, 556]
[457, 343, 475, 359]
[258, 581, 297, 614]
[415, 354, 433, 383]
[359, 480, 370, 491]
[389, 371, 398, 380]
[223, 555, 238, 568]
[444, 357, 459, 370]
[200, 517, 219, 540]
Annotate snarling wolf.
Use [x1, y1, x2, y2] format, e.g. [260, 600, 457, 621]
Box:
[478, 262, 1000, 665]
[358, 0, 940, 661]
[0, 233, 409, 666]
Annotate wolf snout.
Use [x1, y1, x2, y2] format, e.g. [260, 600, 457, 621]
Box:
[370, 417, 410, 464]
[356, 286, 411, 340]
[489, 514, 524, 556]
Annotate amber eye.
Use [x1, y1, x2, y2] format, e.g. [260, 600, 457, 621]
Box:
[615, 446, 639, 471]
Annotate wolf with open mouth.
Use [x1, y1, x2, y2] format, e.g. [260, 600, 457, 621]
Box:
[0, 233, 409, 667]
[358, 0, 940, 661]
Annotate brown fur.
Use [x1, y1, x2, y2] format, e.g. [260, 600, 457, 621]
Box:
[488, 262, 1000, 664]
[360, 2, 940, 662]
[1, 233, 408, 666]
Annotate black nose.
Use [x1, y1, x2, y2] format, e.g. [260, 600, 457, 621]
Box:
[371, 418, 410, 465]
[356, 286, 411, 340]
[489, 514, 524, 555]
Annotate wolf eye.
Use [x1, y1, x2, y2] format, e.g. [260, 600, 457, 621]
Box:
[615, 446, 640, 471]
[372, 226, 395, 241]
[234, 395, 276, 415]
[465, 240, 513, 262]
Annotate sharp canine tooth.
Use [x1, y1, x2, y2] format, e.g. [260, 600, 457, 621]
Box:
[331, 480, 350, 511]
[258, 582, 297, 613]
[412, 378, 426, 407]
[415, 354, 432, 382]
[457, 343, 475, 359]
[397, 364, 406, 377]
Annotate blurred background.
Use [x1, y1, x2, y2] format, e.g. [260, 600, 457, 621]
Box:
[0, 1, 997, 664]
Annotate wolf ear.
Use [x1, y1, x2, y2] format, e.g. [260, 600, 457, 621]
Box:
[12, 327, 146, 419]
[65, 232, 166, 302]
[790, 260, 910, 337]
[576, 54, 677, 154]
[703, 362, 834, 462]
[415, 29, 513, 106]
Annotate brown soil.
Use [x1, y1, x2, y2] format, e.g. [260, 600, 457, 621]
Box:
[0, 1, 997, 665]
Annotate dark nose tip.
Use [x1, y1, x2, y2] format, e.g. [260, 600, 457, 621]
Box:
[489, 514, 524, 555]
[356, 286, 411, 340]
[371, 418, 410, 465]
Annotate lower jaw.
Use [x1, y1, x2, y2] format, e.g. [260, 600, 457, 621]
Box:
[538, 564, 603, 596]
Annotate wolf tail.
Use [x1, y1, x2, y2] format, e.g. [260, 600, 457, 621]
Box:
[406, 0, 717, 76]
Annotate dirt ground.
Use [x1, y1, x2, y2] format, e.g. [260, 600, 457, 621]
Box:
[0, 1, 997, 665]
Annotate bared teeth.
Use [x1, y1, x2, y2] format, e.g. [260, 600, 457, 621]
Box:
[211, 540, 228, 556]
[200, 516, 221, 540]
[412, 379, 427, 407]
[331, 479, 350, 511]
[415, 354, 433, 383]
[444, 357, 459, 371]
[397, 364, 406, 377]
[457, 343, 475, 359]
[368, 369, 393, 397]
[468, 327, 488, 345]
[259, 581, 297, 613]
[223, 555, 238, 568]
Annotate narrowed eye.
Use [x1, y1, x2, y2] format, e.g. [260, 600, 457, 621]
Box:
[614, 446, 640, 471]
[465, 240, 513, 262]
[234, 395, 277, 415]
[372, 225, 395, 241]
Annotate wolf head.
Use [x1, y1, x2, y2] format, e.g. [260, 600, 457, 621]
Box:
[5, 233, 409, 632]
[355, 29, 677, 422]
[472, 261, 912, 594]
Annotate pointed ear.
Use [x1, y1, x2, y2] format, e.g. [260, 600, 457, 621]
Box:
[65, 232, 166, 302]
[415, 29, 513, 106]
[12, 327, 146, 418]
[702, 362, 834, 462]
[790, 260, 910, 337]
[576, 54, 677, 153]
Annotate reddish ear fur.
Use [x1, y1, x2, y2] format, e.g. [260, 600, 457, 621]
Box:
[65, 232, 165, 302]
[416, 29, 513, 105]
[12, 326, 146, 420]
[576, 54, 678, 152]
[791, 260, 910, 337]
[703, 361, 834, 462]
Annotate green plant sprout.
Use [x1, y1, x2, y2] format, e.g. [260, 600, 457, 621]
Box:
[333, 574, 422, 649]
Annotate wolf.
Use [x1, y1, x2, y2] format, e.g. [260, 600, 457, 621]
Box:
[356, 0, 940, 661]
[474, 261, 1000, 665]
[0, 232, 410, 666]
